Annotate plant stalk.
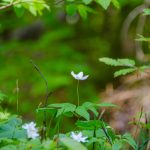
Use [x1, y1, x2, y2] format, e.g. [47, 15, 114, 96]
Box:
[77, 80, 80, 106]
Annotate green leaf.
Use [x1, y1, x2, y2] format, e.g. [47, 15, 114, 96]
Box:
[122, 133, 137, 150]
[136, 34, 150, 42]
[1, 145, 17, 150]
[96, 102, 117, 107]
[48, 103, 76, 117]
[13, 4, 25, 17]
[82, 102, 98, 117]
[66, 4, 77, 16]
[143, 8, 150, 15]
[76, 120, 102, 130]
[0, 92, 6, 102]
[112, 140, 122, 150]
[95, 0, 111, 9]
[112, 0, 120, 9]
[0, 116, 26, 139]
[2, 0, 14, 3]
[82, 0, 92, 5]
[60, 137, 87, 150]
[0, 112, 10, 120]
[99, 57, 135, 67]
[77, 4, 88, 19]
[114, 68, 137, 77]
[75, 106, 90, 120]
[21, 0, 49, 16]
[139, 65, 150, 71]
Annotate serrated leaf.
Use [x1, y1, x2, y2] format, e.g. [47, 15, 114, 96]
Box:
[2, 0, 14, 2]
[60, 137, 87, 150]
[0, 116, 26, 139]
[96, 102, 117, 107]
[112, 0, 120, 9]
[95, 0, 111, 9]
[99, 57, 119, 66]
[82, 102, 98, 117]
[48, 103, 76, 117]
[139, 65, 150, 71]
[143, 8, 150, 15]
[112, 140, 122, 150]
[122, 133, 137, 149]
[77, 4, 87, 19]
[75, 106, 90, 120]
[66, 4, 77, 16]
[136, 34, 150, 42]
[76, 120, 102, 130]
[13, 4, 25, 17]
[82, 0, 92, 5]
[1, 145, 17, 150]
[21, 0, 49, 16]
[0, 92, 6, 102]
[99, 57, 135, 67]
[114, 68, 136, 77]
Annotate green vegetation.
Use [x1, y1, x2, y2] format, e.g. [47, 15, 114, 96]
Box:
[0, 0, 150, 149]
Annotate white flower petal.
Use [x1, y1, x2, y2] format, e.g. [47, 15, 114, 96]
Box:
[78, 132, 82, 138]
[71, 71, 77, 79]
[22, 122, 39, 139]
[71, 71, 89, 80]
[70, 132, 88, 143]
[77, 72, 83, 79]
[80, 75, 89, 80]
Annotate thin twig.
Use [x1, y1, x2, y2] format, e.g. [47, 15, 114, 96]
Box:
[135, 14, 146, 60]
[121, 4, 146, 46]
[98, 109, 105, 120]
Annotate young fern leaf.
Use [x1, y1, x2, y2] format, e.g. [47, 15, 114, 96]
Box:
[143, 8, 150, 16]
[136, 34, 150, 42]
[114, 68, 137, 77]
[139, 65, 150, 71]
[99, 57, 135, 67]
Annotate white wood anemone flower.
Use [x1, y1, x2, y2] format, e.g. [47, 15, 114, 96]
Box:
[22, 122, 39, 139]
[70, 132, 88, 143]
[71, 71, 89, 80]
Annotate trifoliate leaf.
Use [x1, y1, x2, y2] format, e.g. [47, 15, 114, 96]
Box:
[75, 106, 90, 120]
[76, 120, 102, 130]
[48, 103, 76, 117]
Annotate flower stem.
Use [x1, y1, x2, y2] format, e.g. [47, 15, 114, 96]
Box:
[77, 80, 80, 106]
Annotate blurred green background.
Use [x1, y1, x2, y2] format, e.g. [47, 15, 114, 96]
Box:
[0, 0, 146, 120]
